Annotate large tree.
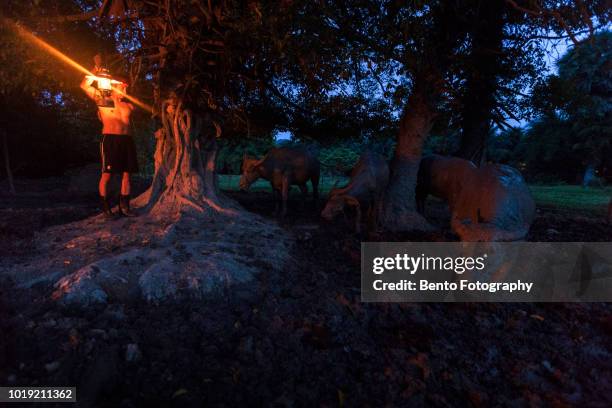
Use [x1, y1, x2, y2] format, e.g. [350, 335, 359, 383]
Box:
[324, 1, 471, 231]
[287, 0, 474, 231]
[526, 30, 611, 182]
[94, 0, 352, 218]
[382, 1, 471, 231]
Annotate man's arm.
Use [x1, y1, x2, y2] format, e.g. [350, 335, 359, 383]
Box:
[80, 75, 98, 100]
[80, 62, 103, 100]
[117, 96, 135, 112]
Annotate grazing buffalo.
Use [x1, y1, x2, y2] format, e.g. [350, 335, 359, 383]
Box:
[321, 153, 389, 233]
[240, 147, 320, 218]
[416, 155, 536, 241]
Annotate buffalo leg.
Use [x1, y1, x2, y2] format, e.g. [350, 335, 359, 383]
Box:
[273, 188, 280, 215]
[366, 204, 376, 232]
[353, 204, 362, 234]
[415, 186, 426, 214]
[375, 193, 385, 229]
[281, 174, 290, 219]
[299, 184, 308, 210]
[343, 196, 362, 234]
[370, 193, 384, 232]
[311, 174, 319, 208]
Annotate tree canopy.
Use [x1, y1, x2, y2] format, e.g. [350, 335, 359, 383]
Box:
[0, 0, 609, 198]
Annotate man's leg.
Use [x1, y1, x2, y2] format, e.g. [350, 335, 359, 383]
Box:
[119, 172, 136, 216]
[99, 172, 111, 196]
[121, 172, 130, 195]
[99, 173, 115, 219]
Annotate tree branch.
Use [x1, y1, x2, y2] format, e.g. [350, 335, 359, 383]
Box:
[574, 0, 594, 39]
[504, 0, 580, 45]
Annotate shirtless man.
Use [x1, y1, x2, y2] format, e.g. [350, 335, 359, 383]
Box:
[80, 57, 137, 219]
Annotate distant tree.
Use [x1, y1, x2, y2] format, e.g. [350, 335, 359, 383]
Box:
[529, 31, 611, 183]
[457, 0, 610, 166]
[487, 127, 523, 166]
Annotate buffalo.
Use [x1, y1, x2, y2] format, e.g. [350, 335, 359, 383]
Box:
[240, 147, 320, 218]
[321, 153, 389, 233]
[416, 154, 536, 241]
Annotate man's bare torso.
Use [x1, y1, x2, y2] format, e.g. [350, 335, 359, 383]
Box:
[98, 99, 133, 135]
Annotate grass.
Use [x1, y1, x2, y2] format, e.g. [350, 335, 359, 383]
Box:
[219, 175, 611, 214]
[528, 184, 611, 215]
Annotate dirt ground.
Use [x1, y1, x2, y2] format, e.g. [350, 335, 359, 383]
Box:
[0, 177, 611, 407]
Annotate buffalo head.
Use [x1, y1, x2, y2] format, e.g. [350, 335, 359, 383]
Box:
[239, 154, 263, 190]
[321, 187, 359, 221]
[321, 194, 345, 221]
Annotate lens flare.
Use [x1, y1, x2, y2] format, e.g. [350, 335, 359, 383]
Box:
[4, 19, 153, 113]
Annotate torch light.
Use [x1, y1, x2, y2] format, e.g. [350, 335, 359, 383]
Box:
[86, 68, 126, 96]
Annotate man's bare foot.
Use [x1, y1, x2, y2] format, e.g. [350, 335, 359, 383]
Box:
[119, 195, 137, 217]
[100, 195, 118, 220]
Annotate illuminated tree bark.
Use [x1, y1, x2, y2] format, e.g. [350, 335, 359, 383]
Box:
[381, 79, 437, 231]
[134, 100, 236, 219]
[380, 1, 464, 232]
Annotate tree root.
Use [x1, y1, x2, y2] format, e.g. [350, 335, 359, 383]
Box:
[2, 199, 292, 308]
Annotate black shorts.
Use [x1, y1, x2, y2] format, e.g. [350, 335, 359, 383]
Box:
[100, 134, 139, 174]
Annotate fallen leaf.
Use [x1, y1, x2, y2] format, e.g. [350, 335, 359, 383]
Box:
[172, 388, 188, 398]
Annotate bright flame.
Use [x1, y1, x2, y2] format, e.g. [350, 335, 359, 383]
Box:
[86, 75, 119, 90]
[5, 19, 153, 113]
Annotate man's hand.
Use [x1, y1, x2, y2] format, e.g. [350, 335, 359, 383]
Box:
[93, 54, 103, 74]
[80, 74, 98, 100]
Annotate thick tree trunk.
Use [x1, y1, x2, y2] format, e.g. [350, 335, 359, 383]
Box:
[457, 119, 489, 166]
[133, 100, 237, 219]
[382, 84, 436, 231]
[380, 1, 466, 232]
[2, 130, 16, 195]
[457, 0, 504, 166]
